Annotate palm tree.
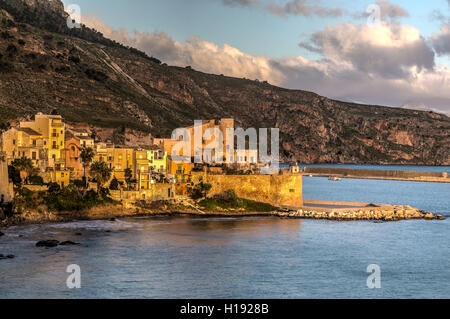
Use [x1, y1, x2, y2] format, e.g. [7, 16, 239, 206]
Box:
[89, 161, 112, 195]
[124, 167, 133, 190]
[79, 147, 95, 188]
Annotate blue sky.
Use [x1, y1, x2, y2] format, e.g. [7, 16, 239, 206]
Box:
[61, 0, 450, 113]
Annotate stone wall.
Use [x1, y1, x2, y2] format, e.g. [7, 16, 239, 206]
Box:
[111, 184, 177, 202]
[0, 152, 13, 203]
[193, 172, 303, 207]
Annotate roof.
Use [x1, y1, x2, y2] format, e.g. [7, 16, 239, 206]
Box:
[18, 127, 42, 136]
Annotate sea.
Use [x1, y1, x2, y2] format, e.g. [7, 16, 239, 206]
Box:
[0, 165, 449, 299]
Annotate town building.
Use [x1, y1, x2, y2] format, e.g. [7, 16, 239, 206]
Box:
[1, 127, 48, 169]
[94, 144, 135, 182]
[19, 113, 66, 170]
[62, 137, 83, 179]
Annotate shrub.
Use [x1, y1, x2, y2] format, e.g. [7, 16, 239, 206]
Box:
[1, 31, 13, 39]
[188, 182, 212, 200]
[68, 55, 80, 63]
[109, 177, 120, 190]
[6, 44, 18, 55]
[85, 69, 108, 82]
[47, 182, 61, 194]
[29, 175, 44, 186]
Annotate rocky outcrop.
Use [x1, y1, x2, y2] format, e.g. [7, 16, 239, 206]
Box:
[0, 253, 15, 259]
[36, 240, 59, 247]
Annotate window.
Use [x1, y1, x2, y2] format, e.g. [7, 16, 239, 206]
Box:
[13, 140, 16, 145]
[71, 146, 75, 152]
[32, 152, 37, 160]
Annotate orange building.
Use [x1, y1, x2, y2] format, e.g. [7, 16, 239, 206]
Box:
[62, 137, 83, 178]
[167, 157, 194, 183]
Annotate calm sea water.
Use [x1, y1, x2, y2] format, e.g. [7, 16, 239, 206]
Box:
[0, 165, 449, 299]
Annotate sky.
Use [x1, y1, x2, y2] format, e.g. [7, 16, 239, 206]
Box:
[61, 0, 450, 114]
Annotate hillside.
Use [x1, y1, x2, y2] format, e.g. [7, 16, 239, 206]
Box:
[0, 0, 449, 165]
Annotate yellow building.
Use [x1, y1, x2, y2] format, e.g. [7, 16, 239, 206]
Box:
[134, 147, 168, 190]
[52, 170, 70, 188]
[1, 127, 47, 168]
[20, 113, 66, 170]
[94, 144, 135, 182]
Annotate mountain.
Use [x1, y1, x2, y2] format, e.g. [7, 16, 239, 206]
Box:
[0, 0, 449, 165]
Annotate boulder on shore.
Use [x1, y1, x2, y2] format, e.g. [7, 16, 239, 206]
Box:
[36, 240, 60, 248]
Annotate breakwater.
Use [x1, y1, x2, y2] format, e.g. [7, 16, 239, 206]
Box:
[278, 200, 444, 221]
[303, 167, 450, 183]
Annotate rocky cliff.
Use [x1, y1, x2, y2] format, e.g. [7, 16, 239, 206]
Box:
[0, 0, 449, 165]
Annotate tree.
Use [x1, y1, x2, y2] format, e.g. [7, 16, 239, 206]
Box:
[109, 177, 119, 190]
[188, 182, 212, 200]
[10, 157, 35, 185]
[124, 167, 133, 190]
[79, 147, 95, 188]
[90, 161, 112, 195]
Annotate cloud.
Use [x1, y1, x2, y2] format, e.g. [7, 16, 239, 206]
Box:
[267, 0, 343, 17]
[432, 24, 450, 55]
[355, 0, 409, 21]
[375, 0, 409, 19]
[299, 22, 435, 79]
[220, 0, 343, 17]
[81, 14, 450, 114]
[222, 0, 260, 6]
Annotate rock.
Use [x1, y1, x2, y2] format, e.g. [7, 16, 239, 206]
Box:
[36, 240, 60, 248]
[437, 215, 445, 220]
[7, 255, 14, 259]
[0, 231, 4, 237]
[109, 218, 116, 222]
[59, 241, 80, 246]
[75, 233, 83, 236]
[424, 213, 435, 220]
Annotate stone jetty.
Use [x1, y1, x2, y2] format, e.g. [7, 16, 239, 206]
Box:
[277, 207, 445, 221]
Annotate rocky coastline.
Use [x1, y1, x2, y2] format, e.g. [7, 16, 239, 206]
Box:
[0, 201, 445, 230]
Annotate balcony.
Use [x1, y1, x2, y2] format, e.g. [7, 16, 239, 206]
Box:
[52, 133, 60, 138]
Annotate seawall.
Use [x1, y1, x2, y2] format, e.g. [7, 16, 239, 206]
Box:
[0, 152, 13, 203]
[303, 167, 450, 183]
[192, 172, 303, 207]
